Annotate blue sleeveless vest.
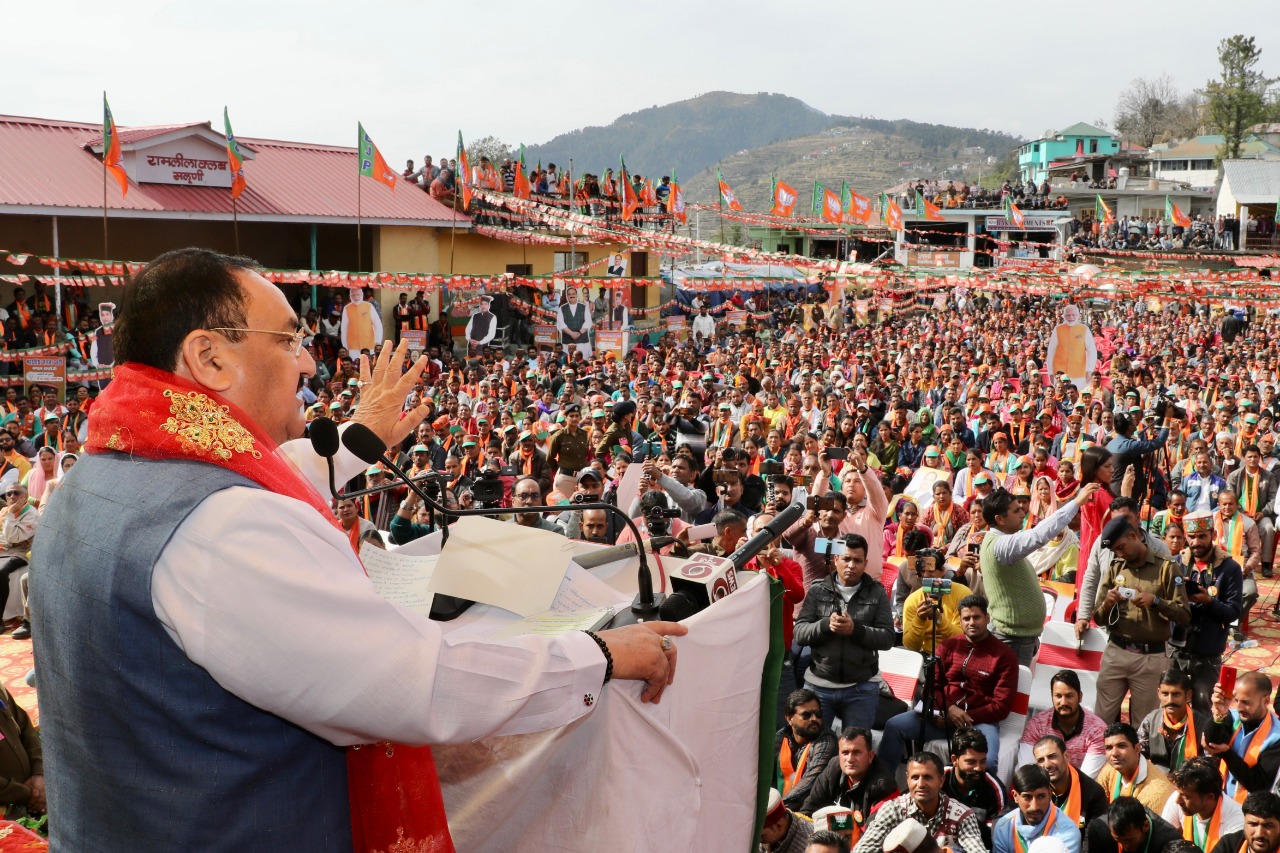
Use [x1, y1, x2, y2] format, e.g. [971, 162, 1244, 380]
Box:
[30, 452, 351, 851]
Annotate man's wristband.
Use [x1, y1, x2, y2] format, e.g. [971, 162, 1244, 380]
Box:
[582, 630, 613, 683]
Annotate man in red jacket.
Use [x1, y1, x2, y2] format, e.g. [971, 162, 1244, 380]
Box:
[876, 593, 1019, 775]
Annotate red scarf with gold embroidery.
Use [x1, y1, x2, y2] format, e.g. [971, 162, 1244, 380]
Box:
[86, 363, 455, 853]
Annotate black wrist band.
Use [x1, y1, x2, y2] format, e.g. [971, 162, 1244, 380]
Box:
[582, 630, 613, 684]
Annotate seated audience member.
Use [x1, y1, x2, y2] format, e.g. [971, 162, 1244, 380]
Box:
[762, 786, 814, 852]
[1161, 757, 1244, 851]
[851, 752, 986, 853]
[900, 549, 972, 654]
[1204, 792, 1280, 853]
[1097, 723, 1176, 814]
[1032, 734, 1110, 837]
[993, 764, 1083, 853]
[1086, 796, 1184, 853]
[1204, 671, 1280, 802]
[879, 595, 1017, 774]
[1136, 669, 1211, 773]
[1019, 670, 1108, 775]
[941, 726, 1007, 850]
[776, 688, 839, 811]
[800, 726, 898, 839]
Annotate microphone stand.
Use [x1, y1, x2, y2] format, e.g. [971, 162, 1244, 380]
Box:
[372, 454, 662, 621]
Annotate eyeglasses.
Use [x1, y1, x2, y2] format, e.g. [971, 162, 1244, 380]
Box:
[793, 710, 820, 720]
[4, 492, 22, 499]
[208, 326, 308, 357]
[514, 491, 542, 500]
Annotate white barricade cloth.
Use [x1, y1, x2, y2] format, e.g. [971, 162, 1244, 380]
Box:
[434, 568, 770, 852]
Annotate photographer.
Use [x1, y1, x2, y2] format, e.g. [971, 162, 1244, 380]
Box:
[1105, 410, 1175, 507]
[793, 533, 894, 733]
[685, 510, 746, 557]
[693, 466, 752, 525]
[626, 455, 706, 523]
[901, 551, 972, 654]
[785, 491, 851, 587]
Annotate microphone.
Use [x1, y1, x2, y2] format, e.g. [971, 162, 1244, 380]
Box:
[308, 417, 341, 501]
[656, 502, 804, 622]
[725, 502, 805, 571]
[341, 423, 438, 508]
[341, 423, 474, 621]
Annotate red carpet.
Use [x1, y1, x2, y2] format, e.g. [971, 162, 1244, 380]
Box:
[0, 635, 35, 725]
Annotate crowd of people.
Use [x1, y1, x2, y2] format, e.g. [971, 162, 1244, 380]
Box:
[1065, 214, 1247, 253]
[11, 258, 1280, 846]
[291, 280, 1280, 853]
[900, 179, 1070, 212]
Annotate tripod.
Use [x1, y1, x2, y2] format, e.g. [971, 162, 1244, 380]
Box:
[910, 590, 947, 755]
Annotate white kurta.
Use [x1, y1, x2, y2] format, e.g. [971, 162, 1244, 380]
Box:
[150, 427, 606, 747]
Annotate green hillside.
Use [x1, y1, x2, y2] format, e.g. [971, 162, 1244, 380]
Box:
[521, 91, 1022, 209]
[525, 91, 832, 180]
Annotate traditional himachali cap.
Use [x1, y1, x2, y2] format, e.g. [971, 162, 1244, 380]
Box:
[518, 430, 534, 442]
[1183, 511, 1213, 535]
[365, 465, 384, 477]
[973, 474, 991, 485]
[763, 788, 788, 830]
[812, 805, 855, 832]
[591, 409, 606, 418]
[924, 445, 941, 458]
[883, 818, 928, 853]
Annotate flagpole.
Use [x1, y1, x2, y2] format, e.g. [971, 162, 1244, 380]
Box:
[449, 191, 457, 276]
[102, 134, 109, 258]
[232, 195, 240, 255]
[357, 164, 363, 273]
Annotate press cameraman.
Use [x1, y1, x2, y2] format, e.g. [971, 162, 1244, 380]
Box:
[1106, 409, 1176, 509]
[693, 466, 752, 525]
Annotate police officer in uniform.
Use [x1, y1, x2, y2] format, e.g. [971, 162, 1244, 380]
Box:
[1169, 510, 1244, 714]
[1093, 515, 1191, 725]
[546, 403, 591, 498]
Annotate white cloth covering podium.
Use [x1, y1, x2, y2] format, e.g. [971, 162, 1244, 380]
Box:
[395, 529, 769, 852]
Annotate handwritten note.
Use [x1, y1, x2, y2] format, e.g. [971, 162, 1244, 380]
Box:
[487, 607, 615, 641]
[360, 543, 438, 619]
[429, 516, 570, 617]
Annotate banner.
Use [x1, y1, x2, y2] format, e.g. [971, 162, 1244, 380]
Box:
[594, 330, 625, 357]
[725, 310, 748, 327]
[665, 315, 687, 339]
[24, 356, 66, 399]
[400, 329, 427, 351]
[533, 324, 557, 346]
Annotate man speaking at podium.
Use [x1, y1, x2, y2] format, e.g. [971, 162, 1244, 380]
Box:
[30, 248, 685, 852]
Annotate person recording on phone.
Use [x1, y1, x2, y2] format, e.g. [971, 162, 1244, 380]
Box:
[793, 533, 894, 733]
[900, 550, 972, 654]
[1170, 511, 1242, 715]
[786, 491, 852, 588]
[626, 455, 707, 523]
[1205, 671, 1280, 802]
[693, 465, 752, 525]
[1092, 516, 1191, 725]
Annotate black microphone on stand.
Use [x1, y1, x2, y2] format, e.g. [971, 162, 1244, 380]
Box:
[308, 417, 341, 502]
[341, 423, 439, 508]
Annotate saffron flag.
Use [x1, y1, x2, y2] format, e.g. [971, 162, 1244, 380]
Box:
[668, 171, 687, 224]
[882, 193, 903, 231]
[771, 179, 797, 218]
[918, 192, 945, 222]
[821, 187, 843, 224]
[223, 107, 247, 200]
[1005, 198, 1026, 229]
[455, 131, 472, 211]
[846, 189, 872, 224]
[1096, 194, 1115, 226]
[641, 178, 657, 206]
[1165, 195, 1190, 228]
[620, 156, 641, 222]
[102, 94, 128, 198]
[513, 144, 531, 199]
[717, 169, 742, 211]
[358, 123, 397, 191]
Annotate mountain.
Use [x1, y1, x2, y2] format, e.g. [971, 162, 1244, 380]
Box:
[522, 91, 1022, 207]
[524, 92, 832, 180]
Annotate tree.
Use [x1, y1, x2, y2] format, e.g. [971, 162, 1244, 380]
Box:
[1113, 74, 1202, 147]
[1205, 35, 1276, 160]
[467, 135, 513, 166]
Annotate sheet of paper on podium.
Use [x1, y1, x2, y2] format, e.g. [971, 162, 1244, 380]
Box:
[359, 543, 438, 618]
[428, 515, 573, 617]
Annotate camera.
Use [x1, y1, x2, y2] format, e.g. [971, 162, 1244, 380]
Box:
[571, 492, 593, 505]
[760, 460, 786, 476]
[1152, 394, 1186, 422]
[469, 469, 505, 506]
[643, 504, 681, 536]
[807, 494, 837, 512]
[914, 548, 940, 574]
[1117, 586, 1137, 601]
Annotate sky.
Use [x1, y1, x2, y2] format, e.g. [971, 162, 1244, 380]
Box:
[5, 0, 1278, 164]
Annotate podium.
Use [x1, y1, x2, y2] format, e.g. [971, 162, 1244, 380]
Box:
[429, 541, 770, 852]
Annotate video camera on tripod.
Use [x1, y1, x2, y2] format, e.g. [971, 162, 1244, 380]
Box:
[643, 504, 681, 536]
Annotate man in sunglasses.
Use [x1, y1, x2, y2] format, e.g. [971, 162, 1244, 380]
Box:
[774, 688, 837, 811]
[0, 484, 35, 632]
